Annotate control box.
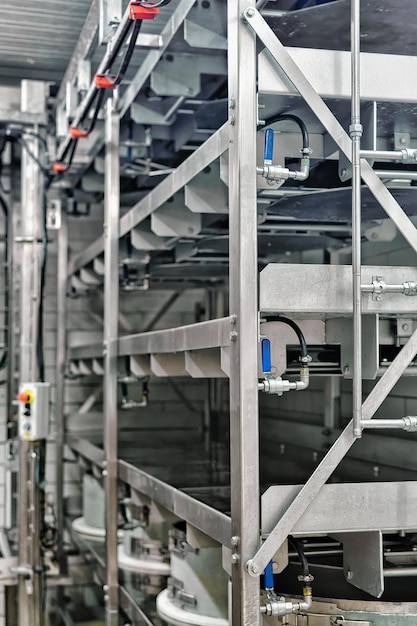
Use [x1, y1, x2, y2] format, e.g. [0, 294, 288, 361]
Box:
[17, 382, 50, 441]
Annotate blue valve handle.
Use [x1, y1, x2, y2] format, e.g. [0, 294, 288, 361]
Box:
[261, 338, 272, 374]
[264, 560, 274, 590]
[264, 128, 274, 165]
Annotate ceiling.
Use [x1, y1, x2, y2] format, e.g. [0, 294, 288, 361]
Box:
[0, 0, 92, 84]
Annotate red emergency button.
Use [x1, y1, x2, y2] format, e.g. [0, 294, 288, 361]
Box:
[17, 390, 34, 404]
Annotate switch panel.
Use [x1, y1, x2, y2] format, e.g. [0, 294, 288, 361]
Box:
[17, 382, 50, 441]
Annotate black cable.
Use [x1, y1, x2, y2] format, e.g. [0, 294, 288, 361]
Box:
[261, 113, 310, 151]
[262, 315, 308, 359]
[289, 536, 310, 578]
[78, 88, 105, 133]
[18, 137, 49, 175]
[36, 175, 49, 382]
[105, 18, 134, 72]
[0, 193, 8, 371]
[55, 139, 78, 174]
[116, 19, 143, 84]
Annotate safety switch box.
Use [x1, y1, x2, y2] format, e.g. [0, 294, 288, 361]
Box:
[17, 382, 50, 441]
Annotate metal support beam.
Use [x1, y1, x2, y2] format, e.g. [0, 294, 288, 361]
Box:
[228, 2, 260, 623]
[18, 84, 46, 626]
[103, 98, 120, 626]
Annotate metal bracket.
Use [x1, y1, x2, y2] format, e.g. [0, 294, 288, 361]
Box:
[47, 198, 62, 230]
[2, 556, 20, 585]
[168, 526, 197, 559]
[167, 576, 197, 607]
[371, 275, 385, 301]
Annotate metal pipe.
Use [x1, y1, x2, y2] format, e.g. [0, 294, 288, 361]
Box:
[351, 0, 363, 438]
[362, 416, 417, 431]
[384, 567, 417, 578]
[374, 170, 417, 181]
[361, 281, 417, 295]
[361, 149, 417, 163]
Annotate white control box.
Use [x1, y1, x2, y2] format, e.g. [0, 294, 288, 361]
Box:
[18, 382, 50, 441]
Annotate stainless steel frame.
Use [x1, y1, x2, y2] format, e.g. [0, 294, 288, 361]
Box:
[47, 0, 417, 623]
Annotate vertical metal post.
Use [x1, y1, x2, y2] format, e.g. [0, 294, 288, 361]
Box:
[351, 0, 363, 438]
[103, 97, 120, 626]
[228, 1, 260, 624]
[18, 128, 44, 626]
[55, 210, 68, 570]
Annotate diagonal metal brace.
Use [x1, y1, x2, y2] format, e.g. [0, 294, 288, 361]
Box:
[247, 327, 417, 576]
[242, 7, 417, 255]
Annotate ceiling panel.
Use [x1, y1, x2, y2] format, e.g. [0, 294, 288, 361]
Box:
[0, 0, 92, 83]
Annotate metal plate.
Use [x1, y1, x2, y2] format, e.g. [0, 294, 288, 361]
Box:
[267, 186, 417, 222]
[195, 233, 341, 254]
[266, 0, 417, 56]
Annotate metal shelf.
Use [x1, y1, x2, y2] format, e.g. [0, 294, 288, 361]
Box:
[68, 124, 228, 276]
[67, 317, 232, 379]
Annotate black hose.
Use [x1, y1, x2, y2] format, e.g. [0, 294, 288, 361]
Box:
[289, 536, 310, 578]
[261, 113, 309, 151]
[262, 315, 308, 359]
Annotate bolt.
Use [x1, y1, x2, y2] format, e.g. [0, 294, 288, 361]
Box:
[231, 535, 240, 547]
[373, 465, 380, 477]
[103, 585, 109, 592]
[346, 569, 353, 580]
[229, 99, 236, 110]
[102, 469, 108, 477]
[246, 7, 255, 17]
[230, 331, 238, 342]
[402, 323, 409, 331]
[248, 561, 260, 575]
[231, 554, 239, 565]
[230, 314, 237, 325]
[400, 136, 407, 144]
[341, 168, 347, 177]
[343, 365, 350, 375]
[230, 115, 235, 126]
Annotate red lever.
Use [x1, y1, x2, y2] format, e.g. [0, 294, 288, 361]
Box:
[70, 127, 89, 139]
[129, 2, 159, 19]
[95, 74, 117, 89]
